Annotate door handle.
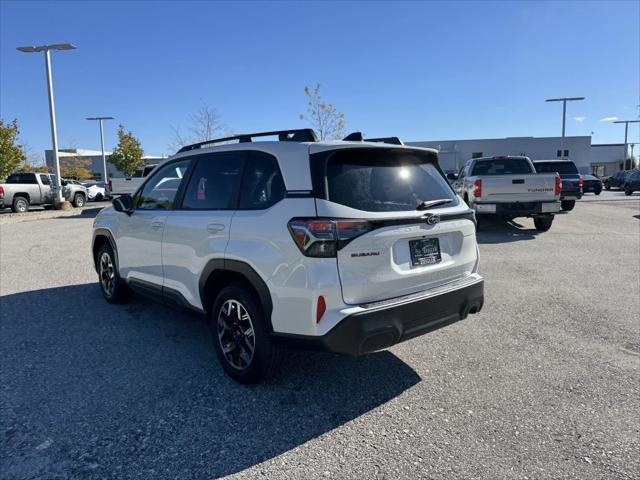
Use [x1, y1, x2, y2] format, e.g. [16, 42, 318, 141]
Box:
[151, 220, 165, 230]
[206, 223, 225, 234]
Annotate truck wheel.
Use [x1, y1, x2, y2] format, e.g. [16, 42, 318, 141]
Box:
[97, 243, 131, 303]
[12, 196, 29, 213]
[72, 194, 85, 208]
[605, 182, 611, 190]
[211, 283, 282, 384]
[624, 186, 632, 196]
[534, 216, 554, 232]
[95, 193, 104, 201]
[595, 190, 601, 196]
[560, 200, 575, 211]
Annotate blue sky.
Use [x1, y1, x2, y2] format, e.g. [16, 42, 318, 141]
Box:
[1, 0, 638, 159]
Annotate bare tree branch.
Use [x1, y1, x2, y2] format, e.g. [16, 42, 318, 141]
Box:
[300, 84, 346, 140]
[168, 100, 228, 152]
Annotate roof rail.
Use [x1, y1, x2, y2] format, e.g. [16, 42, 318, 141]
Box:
[343, 132, 363, 141]
[364, 136, 404, 146]
[177, 128, 318, 153]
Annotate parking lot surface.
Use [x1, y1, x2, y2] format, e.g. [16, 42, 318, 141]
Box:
[1, 191, 638, 479]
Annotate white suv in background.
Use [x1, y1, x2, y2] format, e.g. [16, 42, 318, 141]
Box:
[92, 129, 484, 383]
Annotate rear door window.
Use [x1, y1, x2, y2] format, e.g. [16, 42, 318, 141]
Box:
[471, 158, 533, 175]
[181, 152, 245, 210]
[321, 148, 457, 212]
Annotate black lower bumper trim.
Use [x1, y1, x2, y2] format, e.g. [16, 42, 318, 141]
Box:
[272, 278, 484, 356]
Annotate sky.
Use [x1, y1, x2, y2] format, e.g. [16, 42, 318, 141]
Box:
[1, 0, 638, 160]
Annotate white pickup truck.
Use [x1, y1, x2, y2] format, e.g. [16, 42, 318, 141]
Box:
[453, 156, 561, 231]
[106, 164, 157, 196]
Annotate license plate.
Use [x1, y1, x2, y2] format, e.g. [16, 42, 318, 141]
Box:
[409, 238, 441, 267]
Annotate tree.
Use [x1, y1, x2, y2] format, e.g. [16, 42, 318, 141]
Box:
[299, 84, 346, 140]
[0, 119, 27, 181]
[109, 125, 145, 177]
[169, 100, 228, 152]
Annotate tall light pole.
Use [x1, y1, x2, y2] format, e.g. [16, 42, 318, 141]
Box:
[17, 43, 77, 204]
[86, 116, 114, 186]
[612, 120, 640, 170]
[545, 97, 585, 159]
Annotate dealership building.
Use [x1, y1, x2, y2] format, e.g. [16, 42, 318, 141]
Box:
[45, 149, 164, 182]
[407, 136, 626, 176]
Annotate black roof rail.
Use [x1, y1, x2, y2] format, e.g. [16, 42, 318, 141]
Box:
[177, 128, 318, 153]
[363, 136, 404, 146]
[343, 132, 363, 141]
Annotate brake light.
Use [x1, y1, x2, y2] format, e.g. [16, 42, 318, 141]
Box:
[555, 174, 562, 196]
[578, 175, 583, 189]
[288, 218, 372, 257]
[474, 179, 482, 198]
[316, 296, 326, 323]
[0, 186, 4, 196]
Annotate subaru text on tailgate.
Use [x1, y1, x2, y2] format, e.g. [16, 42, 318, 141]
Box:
[92, 129, 484, 383]
[454, 156, 561, 231]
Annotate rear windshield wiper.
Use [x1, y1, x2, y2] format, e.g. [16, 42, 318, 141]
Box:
[416, 199, 453, 210]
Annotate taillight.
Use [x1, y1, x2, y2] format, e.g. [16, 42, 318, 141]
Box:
[555, 175, 562, 196]
[108, 180, 112, 191]
[0, 186, 4, 196]
[288, 218, 372, 257]
[578, 175, 583, 189]
[473, 179, 482, 198]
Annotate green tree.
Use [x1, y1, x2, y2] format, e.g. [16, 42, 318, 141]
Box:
[109, 124, 145, 177]
[299, 84, 346, 140]
[0, 119, 27, 180]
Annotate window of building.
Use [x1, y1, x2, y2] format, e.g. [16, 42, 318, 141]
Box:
[564, 149, 569, 157]
[557, 150, 562, 157]
[471, 152, 483, 159]
[181, 153, 245, 210]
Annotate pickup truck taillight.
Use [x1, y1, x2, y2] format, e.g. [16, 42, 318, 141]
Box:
[288, 218, 372, 257]
[0, 186, 4, 196]
[108, 180, 112, 192]
[578, 175, 584, 189]
[473, 179, 482, 198]
[555, 175, 562, 196]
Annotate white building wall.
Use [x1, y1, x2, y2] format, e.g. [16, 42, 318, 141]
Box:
[407, 136, 592, 173]
[590, 144, 626, 176]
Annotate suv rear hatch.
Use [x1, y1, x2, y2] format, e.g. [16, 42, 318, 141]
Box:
[308, 146, 478, 305]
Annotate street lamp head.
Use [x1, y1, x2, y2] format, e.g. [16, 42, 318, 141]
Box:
[86, 116, 114, 121]
[613, 120, 640, 124]
[545, 97, 586, 102]
[16, 43, 76, 53]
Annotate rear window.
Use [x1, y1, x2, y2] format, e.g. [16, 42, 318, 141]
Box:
[323, 148, 457, 212]
[472, 158, 533, 176]
[534, 162, 578, 175]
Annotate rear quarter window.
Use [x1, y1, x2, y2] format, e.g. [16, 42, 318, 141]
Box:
[316, 148, 457, 212]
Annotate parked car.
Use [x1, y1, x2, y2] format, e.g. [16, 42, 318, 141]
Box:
[92, 129, 484, 383]
[604, 170, 629, 190]
[582, 174, 603, 195]
[532, 160, 583, 211]
[453, 155, 561, 231]
[106, 164, 157, 196]
[623, 171, 640, 196]
[83, 182, 107, 201]
[0, 172, 87, 212]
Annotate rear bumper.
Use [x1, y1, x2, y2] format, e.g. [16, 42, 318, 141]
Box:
[474, 201, 560, 216]
[272, 275, 484, 356]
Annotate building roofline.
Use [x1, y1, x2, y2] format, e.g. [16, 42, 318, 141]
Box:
[591, 143, 625, 147]
[407, 135, 592, 144]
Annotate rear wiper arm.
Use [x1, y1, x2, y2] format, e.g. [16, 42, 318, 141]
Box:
[416, 199, 453, 210]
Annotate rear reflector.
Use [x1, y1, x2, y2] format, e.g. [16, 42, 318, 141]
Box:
[316, 296, 326, 323]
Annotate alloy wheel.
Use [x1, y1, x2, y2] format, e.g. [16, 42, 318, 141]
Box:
[99, 252, 115, 297]
[217, 299, 256, 370]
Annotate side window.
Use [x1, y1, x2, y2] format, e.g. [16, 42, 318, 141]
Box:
[137, 160, 191, 210]
[239, 152, 285, 209]
[39, 174, 51, 185]
[181, 152, 244, 210]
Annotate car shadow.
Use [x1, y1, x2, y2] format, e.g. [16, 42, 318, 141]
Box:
[0, 284, 420, 479]
[475, 217, 540, 244]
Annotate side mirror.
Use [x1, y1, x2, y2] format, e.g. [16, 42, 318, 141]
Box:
[446, 173, 459, 181]
[112, 195, 134, 214]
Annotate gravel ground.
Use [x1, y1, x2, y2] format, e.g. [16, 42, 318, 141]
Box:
[0, 201, 110, 225]
[0, 191, 638, 479]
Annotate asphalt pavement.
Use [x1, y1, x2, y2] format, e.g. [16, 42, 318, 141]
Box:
[1, 191, 638, 479]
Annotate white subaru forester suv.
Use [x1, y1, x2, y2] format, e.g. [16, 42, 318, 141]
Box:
[92, 129, 484, 383]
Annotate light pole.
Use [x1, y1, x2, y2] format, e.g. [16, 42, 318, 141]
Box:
[612, 120, 640, 170]
[17, 43, 76, 204]
[86, 116, 114, 186]
[545, 97, 585, 159]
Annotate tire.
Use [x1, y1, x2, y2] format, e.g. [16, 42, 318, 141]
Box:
[595, 190, 601, 196]
[534, 215, 554, 232]
[95, 193, 104, 201]
[624, 186, 632, 196]
[12, 196, 29, 213]
[605, 182, 611, 190]
[211, 283, 282, 384]
[97, 243, 131, 303]
[72, 193, 85, 208]
[561, 200, 575, 211]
